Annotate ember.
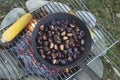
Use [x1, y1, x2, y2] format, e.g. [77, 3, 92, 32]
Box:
[10, 20, 62, 79]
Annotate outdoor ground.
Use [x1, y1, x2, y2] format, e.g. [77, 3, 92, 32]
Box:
[0, 0, 120, 80]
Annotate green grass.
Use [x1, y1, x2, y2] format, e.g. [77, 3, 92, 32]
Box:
[83, 0, 120, 80]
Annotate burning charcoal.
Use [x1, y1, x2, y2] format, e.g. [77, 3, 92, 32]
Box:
[64, 68, 70, 73]
[81, 39, 84, 45]
[61, 31, 66, 36]
[39, 25, 45, 30]
[80, 30, 85, 37]
[50, 43, 54, 49]
[63, 36, 68, 41]
[67, 33, 72, 37]
[49, 25, 55, 30]
[68, 57, 73, 62]
[59, 44, 64, 51]
[54, 44, 58, 50]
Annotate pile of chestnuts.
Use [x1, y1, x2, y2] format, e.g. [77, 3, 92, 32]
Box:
[36, 19, 85, 65]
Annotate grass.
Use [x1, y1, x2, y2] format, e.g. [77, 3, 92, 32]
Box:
[83, 0, 120, 80]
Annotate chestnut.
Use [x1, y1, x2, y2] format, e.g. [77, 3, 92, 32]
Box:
[49, 25, 55, 30]
[61, 31, 66, 36]
[63, 36, 68, 41]
[59, 44, 64, 51]
[80, 30, 85, 37]
[39, 25, 45, 30]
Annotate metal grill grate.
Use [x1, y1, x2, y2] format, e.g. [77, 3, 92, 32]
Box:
[0, 0, 119, 80]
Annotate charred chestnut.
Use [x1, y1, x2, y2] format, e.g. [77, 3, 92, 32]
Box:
[39, 25, 45, 30]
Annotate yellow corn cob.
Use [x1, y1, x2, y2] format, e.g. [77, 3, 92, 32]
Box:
[1, 13, 32, 43]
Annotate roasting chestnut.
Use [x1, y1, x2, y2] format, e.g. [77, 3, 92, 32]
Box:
[50, 43, 54, 49]
[63, 36, 68, 41]
[61, 31, 66, 36]
[49, 25, 55, 30]
[80, 30, 85, 37]
[67, 33, 72, 37]
[36, 19, 86, 66]
[59, 44, 64, 51]
[39, 25, 45, 30]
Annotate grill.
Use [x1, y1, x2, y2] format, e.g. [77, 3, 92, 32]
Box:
[0, 0, 119, 80]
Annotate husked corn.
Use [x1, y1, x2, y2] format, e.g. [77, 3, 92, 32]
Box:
[1, 13, 32, 42]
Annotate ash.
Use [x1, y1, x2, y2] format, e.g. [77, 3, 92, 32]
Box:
[11, 31, 61, 80]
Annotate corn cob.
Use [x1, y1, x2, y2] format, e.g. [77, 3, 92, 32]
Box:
[1, 13, 32, 43]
